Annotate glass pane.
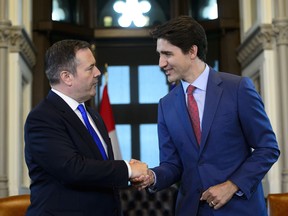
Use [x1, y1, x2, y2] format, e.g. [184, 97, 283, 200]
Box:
[100, 66, 130, 104]
[190, 0, 218, 21]
[52, 0, 83, 24]
[97, 0, 170, 28]
[116, 124, 131, 161]
[52, 0, 69, 21]
[140, 124, 159, 168]
[138, 65, 168, 104]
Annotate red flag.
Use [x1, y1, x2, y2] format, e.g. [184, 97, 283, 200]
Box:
[99, 85, 122, 159]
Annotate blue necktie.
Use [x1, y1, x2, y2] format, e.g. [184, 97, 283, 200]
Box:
[78, 104, 108, 160]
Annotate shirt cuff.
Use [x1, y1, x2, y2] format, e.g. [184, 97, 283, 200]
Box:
[235, 190, 244, 196]
[124, 160, 132, 178]
[147, 170, 157, 193]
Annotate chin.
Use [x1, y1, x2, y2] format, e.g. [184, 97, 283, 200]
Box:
[90, 92, 96, 97]
[167, 77, 177, 83]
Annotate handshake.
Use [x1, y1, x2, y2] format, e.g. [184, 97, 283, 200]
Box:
[129, 159, 154, 190]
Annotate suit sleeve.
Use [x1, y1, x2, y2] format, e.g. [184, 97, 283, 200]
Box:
[229, 77, 280, 199]
[151, 98, 183, 191]
[24, 106, 129, 189]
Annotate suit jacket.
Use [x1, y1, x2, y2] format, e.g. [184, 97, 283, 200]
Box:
[24, 90, 128, 216]
[152, 68, 280, 216]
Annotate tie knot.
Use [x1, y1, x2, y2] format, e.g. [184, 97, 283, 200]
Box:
[187, 85, 196, 94]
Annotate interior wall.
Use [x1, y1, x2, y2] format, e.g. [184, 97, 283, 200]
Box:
[238, 0, 288, 193]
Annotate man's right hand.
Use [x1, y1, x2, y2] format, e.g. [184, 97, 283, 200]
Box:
[129, 159, 148, 179]
[130, 169, 155, 190]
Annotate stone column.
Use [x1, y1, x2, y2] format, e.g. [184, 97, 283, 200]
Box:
[0, 0, 11, 197]
[273, 0, 288, 192]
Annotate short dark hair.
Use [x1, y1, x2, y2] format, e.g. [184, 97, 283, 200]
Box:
[150, 15, 208, 62]
[45, 39, 92, 85]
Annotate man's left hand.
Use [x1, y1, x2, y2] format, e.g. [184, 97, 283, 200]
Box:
[200, 180, 239, 210]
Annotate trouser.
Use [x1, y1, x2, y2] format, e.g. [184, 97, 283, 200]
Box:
[197, 200, 214, 216]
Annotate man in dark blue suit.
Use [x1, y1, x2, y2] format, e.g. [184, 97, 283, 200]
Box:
[24, 39, 148, 216]
[132, 16, 280, 216]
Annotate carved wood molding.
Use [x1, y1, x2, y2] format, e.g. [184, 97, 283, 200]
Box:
[237, 18, 288, 68]
[0, 25, 36, 69]
[273, 18, 288, 45]
[237, 24, 274, 68]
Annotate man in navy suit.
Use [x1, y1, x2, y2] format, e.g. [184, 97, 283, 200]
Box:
[132, 16, 280, 216]
[24, 39, 148, 216]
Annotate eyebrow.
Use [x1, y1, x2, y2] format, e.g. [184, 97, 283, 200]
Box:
[158, 50, 173, 55]
[85, 63, 96, 70]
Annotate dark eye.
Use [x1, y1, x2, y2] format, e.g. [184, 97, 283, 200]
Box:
[88, 66, 94, 71]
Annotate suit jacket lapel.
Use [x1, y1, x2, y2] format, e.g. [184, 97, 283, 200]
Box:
[87, 107, 115, 160]
[173, 85, 199, 148]
[200, 69, 223, 153]
[46, 91, 109, 160]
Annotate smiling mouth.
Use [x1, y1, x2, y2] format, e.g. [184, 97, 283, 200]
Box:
[165, 69, 172, 75]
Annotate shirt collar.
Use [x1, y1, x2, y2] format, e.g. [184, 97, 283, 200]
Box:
[181, 64, 209, 93]
[51, 88, 83, 111]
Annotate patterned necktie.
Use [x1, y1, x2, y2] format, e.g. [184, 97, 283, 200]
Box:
[78, 104, 108, 160]
[187, 85, 201, 145]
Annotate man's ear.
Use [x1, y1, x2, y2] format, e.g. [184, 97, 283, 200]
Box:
[189, 45, 198, 59]
[60, 71, 73, 86]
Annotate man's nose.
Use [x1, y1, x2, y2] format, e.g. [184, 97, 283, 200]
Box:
[159, 56, 167, 68]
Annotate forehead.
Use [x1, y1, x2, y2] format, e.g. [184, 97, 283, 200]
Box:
[75, 48, 95, 65]
[156, 38, 181, 53]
